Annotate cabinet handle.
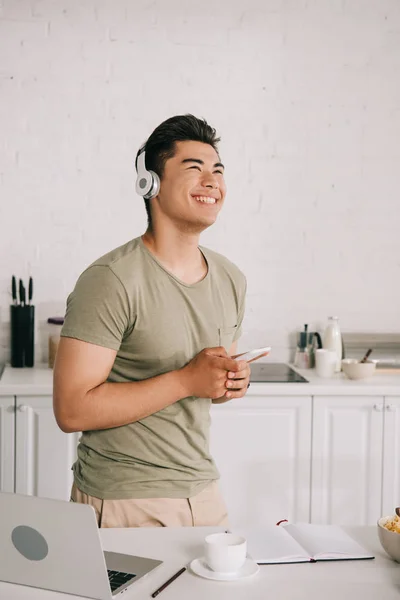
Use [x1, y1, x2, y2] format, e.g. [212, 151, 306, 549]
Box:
[373, 404, 384, 411]
[386, 404, 397, 412]
[18, 404, 28, 412]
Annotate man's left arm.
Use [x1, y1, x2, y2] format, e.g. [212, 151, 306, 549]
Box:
[211, 341, 251, 404]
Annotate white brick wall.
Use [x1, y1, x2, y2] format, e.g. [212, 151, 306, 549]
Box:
[1, 0, 400, 365]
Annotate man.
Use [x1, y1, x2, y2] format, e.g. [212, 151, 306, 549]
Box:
[53, 114, 249, 528]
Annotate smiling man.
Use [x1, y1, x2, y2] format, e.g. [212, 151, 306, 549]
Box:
[53, 114, 249, 528]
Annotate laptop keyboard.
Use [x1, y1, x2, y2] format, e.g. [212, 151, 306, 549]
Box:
[107, 570, 136, 592]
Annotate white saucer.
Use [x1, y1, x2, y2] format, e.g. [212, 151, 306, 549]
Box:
[189, 557, 260, 581]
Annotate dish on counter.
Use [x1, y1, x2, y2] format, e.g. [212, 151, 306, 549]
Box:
[189, 557, 259, 581]
[377, 514, 400, 562]
[341, 359, 376, 380]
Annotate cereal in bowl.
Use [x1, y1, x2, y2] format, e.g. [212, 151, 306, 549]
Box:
[383, 515, 400, 534]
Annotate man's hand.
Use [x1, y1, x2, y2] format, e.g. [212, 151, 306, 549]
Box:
[211, 353, 251, 404]
[179, 347, 247, 400]
[224, 352, 251, 399]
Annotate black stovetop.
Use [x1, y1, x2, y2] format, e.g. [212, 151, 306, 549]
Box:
[250, 363, 308, 383]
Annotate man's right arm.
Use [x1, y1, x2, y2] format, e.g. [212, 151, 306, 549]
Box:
[53, 337, 245, 433]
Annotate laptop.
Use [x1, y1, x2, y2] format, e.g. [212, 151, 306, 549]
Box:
[0, 492, 163, 599]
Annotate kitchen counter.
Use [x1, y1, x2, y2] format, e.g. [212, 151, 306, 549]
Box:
[284, 365, 400, 396]
[1, 364, 400, 396]
[0, 364, 55, 396]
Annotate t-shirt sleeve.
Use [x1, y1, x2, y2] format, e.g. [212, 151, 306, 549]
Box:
[233, 273, 247, 342]
[61, 265, 130, 351]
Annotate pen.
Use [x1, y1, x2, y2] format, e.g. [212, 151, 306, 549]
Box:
[151, 566, 186, 598]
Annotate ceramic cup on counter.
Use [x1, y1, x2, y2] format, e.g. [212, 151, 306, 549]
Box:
[204, 532, 247, 573]
[315, 349, 337, 378]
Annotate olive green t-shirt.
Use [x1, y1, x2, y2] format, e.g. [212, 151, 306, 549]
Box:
[61, 236, 246, 499]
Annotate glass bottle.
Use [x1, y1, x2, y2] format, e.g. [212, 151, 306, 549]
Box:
[323, 316, 342, 372]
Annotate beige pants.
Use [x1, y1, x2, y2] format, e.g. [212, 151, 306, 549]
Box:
[70, 481, 229, 529]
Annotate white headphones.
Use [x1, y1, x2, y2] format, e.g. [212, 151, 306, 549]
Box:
[135, 144, 160, 200]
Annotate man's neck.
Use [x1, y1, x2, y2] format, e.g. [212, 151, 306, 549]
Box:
[141, 226, 207, 285]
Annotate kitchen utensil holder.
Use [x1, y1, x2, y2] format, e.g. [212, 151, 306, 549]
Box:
[11, 305, 35, 367]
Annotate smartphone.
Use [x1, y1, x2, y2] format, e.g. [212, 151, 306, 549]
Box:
[235, 346, 271, 364]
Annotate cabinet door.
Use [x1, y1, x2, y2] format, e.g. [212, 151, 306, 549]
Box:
[210, 395, 312, 528]
[382, 396, 400, 517]
[311, 396, 383, 525]
[0, 396, 15, 492]
[15, 396, 80, 500]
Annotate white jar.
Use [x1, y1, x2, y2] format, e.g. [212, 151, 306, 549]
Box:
[323, 316, 342, 372]
[315, 349, 337, 378]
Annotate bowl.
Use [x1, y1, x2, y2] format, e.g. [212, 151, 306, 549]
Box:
[341, 359, 376, 380]
[378, 516, 400, 562]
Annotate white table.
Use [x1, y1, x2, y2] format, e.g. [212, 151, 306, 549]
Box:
[1, 526, 400, 600]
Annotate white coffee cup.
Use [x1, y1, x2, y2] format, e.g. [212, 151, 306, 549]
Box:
[204, 532, 247, 573]
[315, 349, 337, 378]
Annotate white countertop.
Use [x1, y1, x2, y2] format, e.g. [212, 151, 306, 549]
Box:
[1, 364, 400, 397]
[1, 526, 399, 599]
[268, 365, 400, 396]
[0, 364, 55, 396]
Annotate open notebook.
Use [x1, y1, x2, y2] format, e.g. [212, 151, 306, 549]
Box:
[240, 524, 375, 564]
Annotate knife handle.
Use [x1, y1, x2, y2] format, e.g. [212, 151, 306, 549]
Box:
[20, 281, 26, 306]
[28, 277, 33, 304]
[12, 276, 17, 305]
[19, 279, 23, 306]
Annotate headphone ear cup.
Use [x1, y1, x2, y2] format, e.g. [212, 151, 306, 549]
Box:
[135, 171, 153, 198]
[135, 146, 160, 199]
[145, 170, 160, 200]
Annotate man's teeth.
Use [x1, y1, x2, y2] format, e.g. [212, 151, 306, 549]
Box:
[193, 196, 216, 204]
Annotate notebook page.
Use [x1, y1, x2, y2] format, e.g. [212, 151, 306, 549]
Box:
[284, 524, 374, 560]
[238, 526, 310, 564]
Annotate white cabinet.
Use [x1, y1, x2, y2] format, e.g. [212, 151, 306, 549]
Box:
[15, 396, 80, 500]
[210, 395, 312, 528]
[2, 376, 400, 522]
[0, 395, 79, 501]
[311, 396, 384, 526]
[0, 396, 15, 493]
[382, 396, 400, 517]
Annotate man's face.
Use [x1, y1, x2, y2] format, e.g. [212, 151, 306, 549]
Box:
[154, 140, 226, 232]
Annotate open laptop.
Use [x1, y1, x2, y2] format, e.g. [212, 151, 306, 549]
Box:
[0, 492, 163, 599]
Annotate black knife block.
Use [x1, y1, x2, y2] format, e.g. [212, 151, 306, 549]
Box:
[11, 305, 35, 368]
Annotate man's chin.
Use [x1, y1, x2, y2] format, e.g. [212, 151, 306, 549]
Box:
[193, 215, 218, 232]
[177, 213, 219, 234]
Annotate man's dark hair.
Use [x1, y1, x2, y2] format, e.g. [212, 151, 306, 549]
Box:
[135, 114, 220, 227]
